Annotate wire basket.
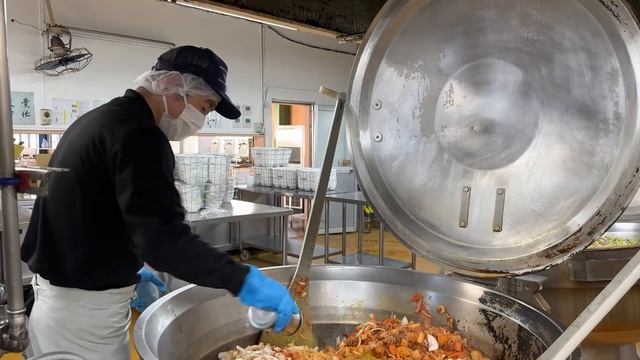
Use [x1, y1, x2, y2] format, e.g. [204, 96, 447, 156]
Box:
[175, 154, 209, 185]
[272, 167, 298, 189]
[297, 168, 337, 191]
[204, 183, 226, 210]
[175, 182, 204, 213]
[224, 176, 235, 203]
[251, 148, 292, 167]
[297, 168, 309, 190]
[253, 167, 273, 186]
[175, 154, 231, 186]
[208, 154, 231, 185]
[272, 168, 285, 188]
[277, 148, 292, 167]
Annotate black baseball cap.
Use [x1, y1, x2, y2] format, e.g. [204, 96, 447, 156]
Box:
[153, 45, 241, 119]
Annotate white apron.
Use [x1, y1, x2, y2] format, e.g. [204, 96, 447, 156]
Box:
[29, 274, 135, 360]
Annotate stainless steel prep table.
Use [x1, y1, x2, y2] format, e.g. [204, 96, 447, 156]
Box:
[324, 192, 416, 269]
[162, 200, 293, 291]
[235, 185, 343, 261]
[236, 184, 356, 233]
[186, 200, 293, 265]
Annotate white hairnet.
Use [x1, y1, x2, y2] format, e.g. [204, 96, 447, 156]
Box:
[134, 70, 221, 102]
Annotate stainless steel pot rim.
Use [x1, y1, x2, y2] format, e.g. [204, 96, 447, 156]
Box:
[134, 265, 580, 359]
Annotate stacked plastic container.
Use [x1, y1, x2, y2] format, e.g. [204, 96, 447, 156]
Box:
[174, 154, 233, 213]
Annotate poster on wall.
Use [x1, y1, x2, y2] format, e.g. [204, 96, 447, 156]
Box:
[200, 104, 255, 134]
[11, 91, 35, 125]
[51, 98, 107, 126]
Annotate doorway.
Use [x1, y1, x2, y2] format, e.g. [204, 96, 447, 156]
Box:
[271, 102, 313, 167]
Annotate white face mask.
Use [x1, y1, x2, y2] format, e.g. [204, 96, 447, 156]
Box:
[158, 95, 206, 141]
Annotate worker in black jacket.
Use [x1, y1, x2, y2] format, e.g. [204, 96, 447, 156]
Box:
[21, 45, 297, 359]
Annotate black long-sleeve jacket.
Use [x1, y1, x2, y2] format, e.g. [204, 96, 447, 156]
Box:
[21, 89, 249, 292]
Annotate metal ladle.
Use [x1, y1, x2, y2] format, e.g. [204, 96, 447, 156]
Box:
[259, 86, 346, 348]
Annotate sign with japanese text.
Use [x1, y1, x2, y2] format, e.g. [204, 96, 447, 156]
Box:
[11, 91, 35, 125]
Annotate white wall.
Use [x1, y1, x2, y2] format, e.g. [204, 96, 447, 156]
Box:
[262, 27, 354, 143]
[5, 0, 356, 144]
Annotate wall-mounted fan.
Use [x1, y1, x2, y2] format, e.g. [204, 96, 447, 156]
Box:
[34, 0, 93, 76]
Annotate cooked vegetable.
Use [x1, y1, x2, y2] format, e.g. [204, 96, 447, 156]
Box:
[293, 277, 309, 299]
[219, 293, 489, 360]
[589, 235, 640, 249]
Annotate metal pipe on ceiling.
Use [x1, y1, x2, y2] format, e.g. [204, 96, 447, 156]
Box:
[66, 26, 175, 49]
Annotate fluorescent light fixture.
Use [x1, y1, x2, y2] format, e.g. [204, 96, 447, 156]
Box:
[171, 0, 299, 31]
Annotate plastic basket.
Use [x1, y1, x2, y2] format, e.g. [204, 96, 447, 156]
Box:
[175, 182, 204, 213]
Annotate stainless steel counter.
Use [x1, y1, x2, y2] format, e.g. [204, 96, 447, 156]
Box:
[185, 200, 292, 226]
[185, 200, 292, 259]
[236, 169, 358, 235]
[162, 200, 294, 291]
[235, 185, 345, 259]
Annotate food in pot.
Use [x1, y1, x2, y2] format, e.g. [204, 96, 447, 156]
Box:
[588, 235, 640, 249]
[220, 293, 489, 360]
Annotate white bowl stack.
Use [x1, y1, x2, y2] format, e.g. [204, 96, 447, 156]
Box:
[174, 154, 233, 212]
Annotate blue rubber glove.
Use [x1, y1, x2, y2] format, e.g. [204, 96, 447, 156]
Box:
[238, 265, 299, 332]
[131, 268, 168, 312]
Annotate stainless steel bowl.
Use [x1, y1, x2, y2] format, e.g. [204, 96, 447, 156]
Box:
[134, 266, 580, 359]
